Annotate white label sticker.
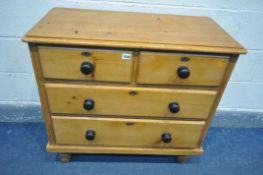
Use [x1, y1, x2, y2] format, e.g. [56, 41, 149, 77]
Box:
[122, 53, 132, 60]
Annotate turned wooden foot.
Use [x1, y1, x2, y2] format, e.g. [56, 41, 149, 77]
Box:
[59, 153, 72, 163]
[176, 155, 189, 163]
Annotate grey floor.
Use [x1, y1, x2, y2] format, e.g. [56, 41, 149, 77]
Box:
[1, 122, 263, 175]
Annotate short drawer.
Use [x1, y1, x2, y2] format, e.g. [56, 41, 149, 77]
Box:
[38, 46, 133, 82]
[137, 52, 229, 86]
[45, 83, 217, 119]
[52, 116, 205, 148]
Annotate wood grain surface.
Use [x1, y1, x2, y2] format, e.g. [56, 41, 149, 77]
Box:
[52, 116, 205, 148]
[45, 83, 217, 119]
[137, 52, 229, 86]
[39, 46, 133, 83]
[23, 8, 246, 54]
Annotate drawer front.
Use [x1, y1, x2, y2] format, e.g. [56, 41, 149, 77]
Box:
[137, 52, 229, 86]
[38, 46, 133, 82]
[46, 83, 217, 119]
[52, 116, 205, 148]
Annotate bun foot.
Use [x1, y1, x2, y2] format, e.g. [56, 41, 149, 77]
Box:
[59, 153, 72, 163]
[176, 155, 189, 163]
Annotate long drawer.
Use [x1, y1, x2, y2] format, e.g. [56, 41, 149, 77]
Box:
[38, 46, 133, 83]
[45, 83, 217, 119]
[137, 52, 229, 86]
[52, 116, 205, 148]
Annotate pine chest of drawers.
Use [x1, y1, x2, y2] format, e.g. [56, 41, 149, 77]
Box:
[23, 8, 246, 162]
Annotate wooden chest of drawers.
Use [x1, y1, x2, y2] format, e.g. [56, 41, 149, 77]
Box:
[23, 8, 246, 162]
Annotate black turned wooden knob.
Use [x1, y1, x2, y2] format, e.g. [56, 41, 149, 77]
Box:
[162, 132, 172, 143]
[83, 99, 95, 110]
[169, 102, 180, 113]
[177, 66, 190, 79]
[85, 130, 95, 141]
[80, 61, 94, 75]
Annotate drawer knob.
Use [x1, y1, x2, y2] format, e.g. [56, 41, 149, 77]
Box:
[83, 99, 95, 110]
[177, 66, 190, 79]
[80, 61, 94, 75]
[169, 102, 180, 113]
[85, 130, 95, 141]
[162, 132, 172, 143]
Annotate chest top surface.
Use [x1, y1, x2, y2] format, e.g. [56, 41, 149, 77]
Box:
[23, 7, 246, 54]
